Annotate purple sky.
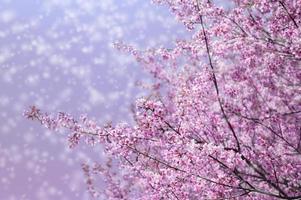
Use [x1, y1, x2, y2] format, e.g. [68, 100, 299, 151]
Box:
[0, 1, 188, 199]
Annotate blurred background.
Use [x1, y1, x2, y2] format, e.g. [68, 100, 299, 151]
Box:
[0, 0, 187, 199]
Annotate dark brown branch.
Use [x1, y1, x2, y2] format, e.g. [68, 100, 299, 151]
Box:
[198, 13, 241, 153]
[240, 154, 289, 198]
[278, 1, 299, 28]
[127, 145, 244, 190]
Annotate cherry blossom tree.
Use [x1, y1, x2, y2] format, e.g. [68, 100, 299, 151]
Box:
[25, 0, 301, 199]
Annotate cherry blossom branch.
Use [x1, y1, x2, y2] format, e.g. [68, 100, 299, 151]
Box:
[278, 0, 299, 28]
[196, 4, 241, 152]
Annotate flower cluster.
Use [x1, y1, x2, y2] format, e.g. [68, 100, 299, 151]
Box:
[26, 0, 301, 199]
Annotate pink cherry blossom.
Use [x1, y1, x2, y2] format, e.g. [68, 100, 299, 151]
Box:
[25, 0, 301, 199]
